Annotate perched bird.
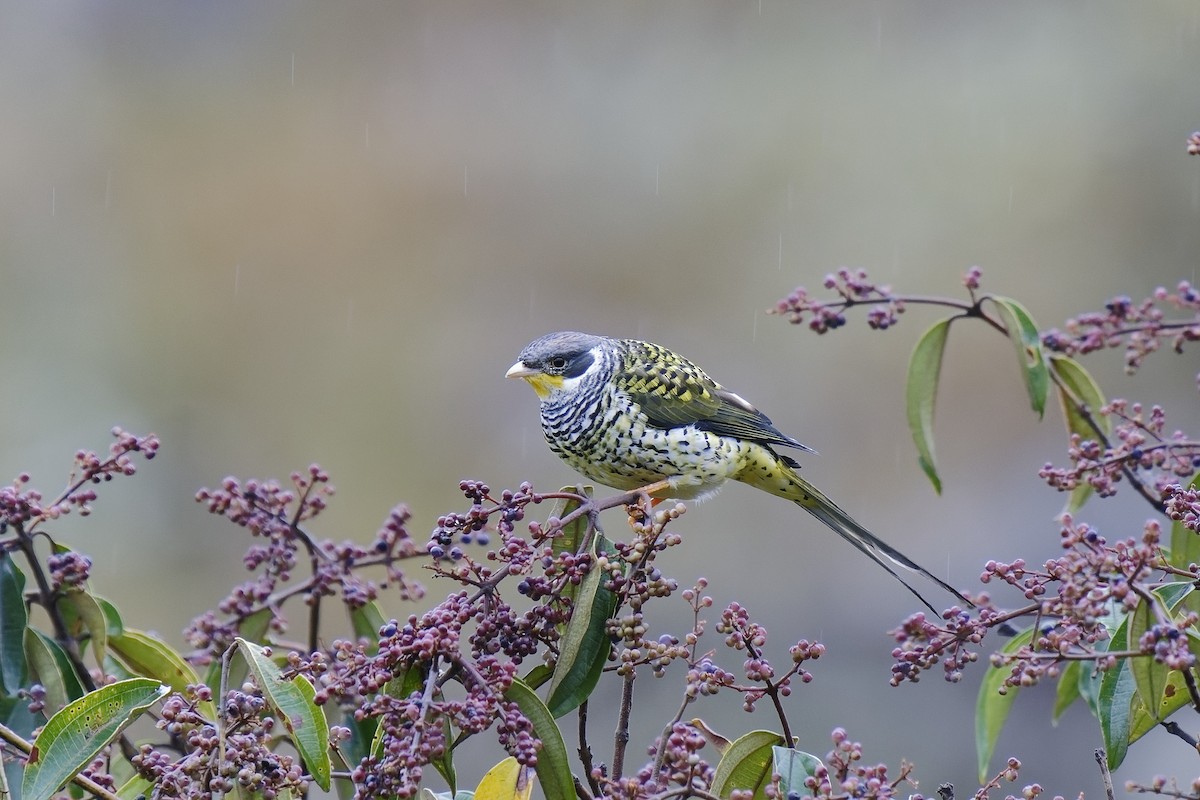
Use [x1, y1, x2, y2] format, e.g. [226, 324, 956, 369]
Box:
[506, 331, 970, 613]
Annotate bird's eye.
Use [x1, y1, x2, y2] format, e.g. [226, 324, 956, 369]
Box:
[549, 356, 568, 370]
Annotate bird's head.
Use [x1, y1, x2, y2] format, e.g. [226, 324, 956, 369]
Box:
[506, 331, 607, 400]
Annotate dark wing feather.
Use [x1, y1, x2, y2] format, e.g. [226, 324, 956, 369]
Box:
[617, 341, 813, 453]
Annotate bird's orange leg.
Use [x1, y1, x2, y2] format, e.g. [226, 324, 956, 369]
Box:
[636, 479, 673, 506]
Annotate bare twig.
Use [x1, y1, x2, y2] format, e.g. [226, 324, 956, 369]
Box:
[1095, 749, 1116, 800]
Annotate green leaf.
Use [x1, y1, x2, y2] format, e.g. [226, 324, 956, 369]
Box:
[976, 626, 1033, 782]
[115, 772, 154, 800]
[1128, 658, 1192, 744]
[58, 589, 109, 672]
[504, 677, 574, 800]
[1053, 660, 1081, 723]
[110, 629, 214, 720]
[989, 297, 1049, 419]
[772, 747, 824, 796]
[94, 596, 126, 637]
[1097, 616, 1134, 769]
[1128, 585, 1198, 741]
[25, 629, 85, 714]
[519, 663, 553, 690]
[546, 534, 618, 718]
[548, 485, 593, 561]
[236, 638, 332, 791]
[1127, 596, 1165, 716]
[1048, 355, 1110, 514]
[349, 601, 387, 650]
[22, 678, 168, 800]
[205, 607, 274, 690]
[711, 730, 787, 799]
[1170, 473, 1200, 572]
[905, 318, 952, 494]
[0, 553, 29, 693]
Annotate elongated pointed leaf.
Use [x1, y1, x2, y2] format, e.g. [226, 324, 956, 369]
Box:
[1128, 585, 1197, 741]
[115, 772, 154, 800]
[0, 554, 28, 693]
[236, 638, 331, 791]
[25, 629, 85, 714]
[976, 627, 1033, 782]
[1128, 596, 1167, 717]
[94, 596, 125, 637]
[22, 678, 168, 800]
[110, 629, 214, 720]
[906, 319, 952, 493]
[1097, 616, 1134, 769]
[205, 607, 274, 691]
[1053, 661, 1081, 723]
[58, 589, 108, 673]
[504, 677, 573, 800]
[546, 534, 618, 718]
[349, 601, 387, 649]
[1128, 660, 1191, 744]
[474, 756, 532, 800]
[1048, 355, 1110, 513]
[711, 730, 787, 800]
[989, 297, 1048, 419]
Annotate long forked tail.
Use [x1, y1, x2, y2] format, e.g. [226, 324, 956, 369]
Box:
[786, 473, 973, 615]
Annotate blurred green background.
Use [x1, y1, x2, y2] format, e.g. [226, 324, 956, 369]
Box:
[3, 1, 1199, 794]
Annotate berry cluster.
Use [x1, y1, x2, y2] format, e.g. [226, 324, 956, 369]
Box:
[1039, 400, 1199, 504]
[1041, 281, 1200, 384]
[0, 428, 159, 531]
[185, 466, 423, 664]
[772, 267, 906, 333]
[132, 683, 309, 797]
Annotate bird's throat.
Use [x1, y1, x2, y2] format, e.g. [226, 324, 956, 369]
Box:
[524, 374, 563, 399]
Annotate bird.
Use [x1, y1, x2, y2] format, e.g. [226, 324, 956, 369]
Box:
[505, 330, 971, 614]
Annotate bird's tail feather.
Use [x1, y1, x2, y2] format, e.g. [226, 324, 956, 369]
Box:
[785, 474, 973, 615]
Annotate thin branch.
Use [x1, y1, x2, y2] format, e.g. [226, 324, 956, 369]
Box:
[1094, 748, 1116, 800]
[612, 670, 635, 779]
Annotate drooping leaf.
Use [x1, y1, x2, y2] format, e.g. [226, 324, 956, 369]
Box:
[94, 596, 125, 637]
[989, 297, 1049, 419]
[689, 717, 733, 754]
[1097, 616, 1134, 769]
[1128, 596, 1167, 718]
[205, 607, 274, 690]
[975, 626, 1033, 782]
[236, 638, 331, 791]
[504, 677, 573, 800]
[0, 553, 28, 693]
[1048, 354, 1110, 513]
[1052, 660, 1081, 723]
[905, 318, 952, 494]
[711, 730, 787, 800]
[1128, 658, 1191, 744]
[349, 601, 387, 649]
[110, 629, 214, 720]
[546, 534, 619, 718]
[1128, 585, 1198, 741]
[57, 589, 109, 673]
[25, 629, 85, 715]
[22, 678, 168, 800]
[474, 757, 532, 800]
